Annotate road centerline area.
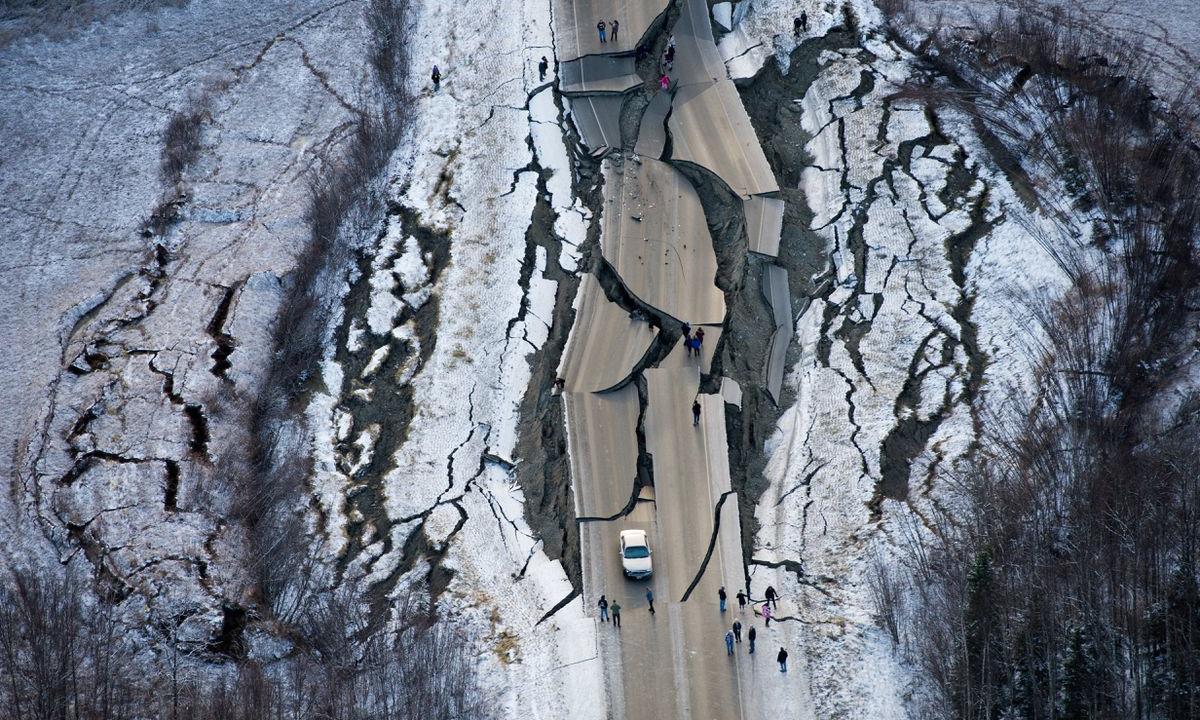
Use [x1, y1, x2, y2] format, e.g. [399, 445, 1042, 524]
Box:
[551, 0, 789, 715]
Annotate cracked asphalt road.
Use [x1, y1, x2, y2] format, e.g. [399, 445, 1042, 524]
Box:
[552, 0, 787, 713]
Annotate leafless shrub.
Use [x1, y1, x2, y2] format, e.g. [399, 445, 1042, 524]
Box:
[0, 567, 494, 719]
[0, 569, 143, 720]
[867, 552, 906, 647]
[266, 107, 403, 414]
[365, 0, 410, 100]
[0, 0, 189, 47]
[161, 102, 207, 185]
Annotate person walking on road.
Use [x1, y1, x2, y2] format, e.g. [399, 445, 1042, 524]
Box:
[611, 600, 622, 628]
[801, 10, 808, 32]
[610, 19, 619, 43]
[646, 588, 655, 614]
[718, 586, 728, 612]
[748, 625, 757, 654]
[765, 585, 779, 610]
[693, 399, 702, 427]
[733, 620, 742, 643]
[725, 630, 735, 655]
[695, 327, 705, 348]
[737, 589, 747, 611]
[597, 20, 607, 43]
[598, 594, 609, 622]
[538, 56, 549, 81]
[659, 73, 671, 92]
[777, 647, 789, 672]
[685, 333, 695, 357]
[762, 601, 772, 627]
[431, 65, 441, 91]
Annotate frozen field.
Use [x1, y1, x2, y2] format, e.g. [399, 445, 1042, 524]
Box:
[0, 0, 1193, 714]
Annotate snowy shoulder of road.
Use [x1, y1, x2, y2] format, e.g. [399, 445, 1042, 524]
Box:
[305, 0, 603, 713]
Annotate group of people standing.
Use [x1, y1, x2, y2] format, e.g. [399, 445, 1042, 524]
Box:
[429, 10, 814, 94]
[599, 584, 788, 671]
[658, 34, 677, 93]
[685, 323, 706, 427]
[720, 585, 788, 671]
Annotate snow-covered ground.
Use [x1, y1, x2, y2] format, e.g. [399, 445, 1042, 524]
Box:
[308, 0, 605, 709]
[4, 0, 1191, 712]
[718, 1, 1088, 717]
[0, 0, 600, 709]
[1, 0, 369, 651]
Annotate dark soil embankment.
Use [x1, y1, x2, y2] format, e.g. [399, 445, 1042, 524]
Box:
[709, 29, 858, 570]
[331, 205, 452, 591]
[512, 90, 607, 591]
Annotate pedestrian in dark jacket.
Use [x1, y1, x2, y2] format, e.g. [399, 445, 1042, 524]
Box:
[611, 19, 619, 42]
[777, 647, 788, 672]
[646, 588, 655, 614]
[611, 601, 622, 627]
[733, 620, 742, 642]
[598, 595, 609, 622]
[718, 585, 727, 612]
[765, 585, 778, 609]
[539, 56, 549, 81]
[693, 400, 702, 426]
[597, 20, 607, 43]
[431, 65, 441, 90]
[748, 626, 757, 653]
[801, 11, 808, 31]
[763, 602, 772, 627]
[737, 589, 747, 611]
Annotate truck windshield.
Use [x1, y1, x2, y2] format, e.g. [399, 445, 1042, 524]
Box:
[624, 546, 649, 559]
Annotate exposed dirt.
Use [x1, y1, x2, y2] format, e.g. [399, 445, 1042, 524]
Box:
[329, 204, 452, 590]
[711, 31, 859, 571]
[512, 87, 606, 591]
